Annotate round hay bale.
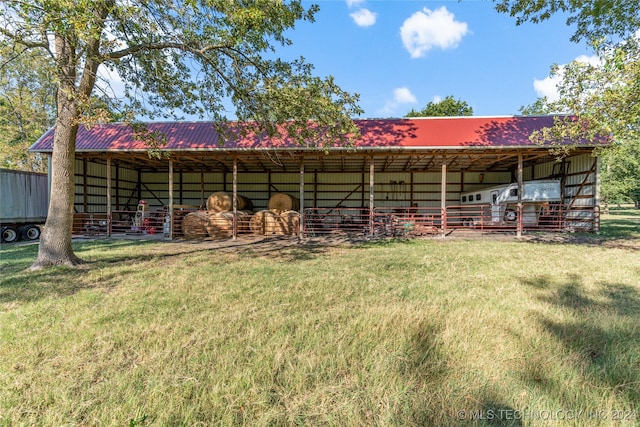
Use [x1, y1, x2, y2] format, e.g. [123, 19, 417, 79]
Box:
[181, 211, 212, 239]
[237, 195, 253, 211]
[206, 192, 232, 212]
[206, 192, 253, 212]
[268, 193, 299, 211]
[206, 211, 252, 239]
[249, 210, 284, 235]
[280, 210, 300, 235]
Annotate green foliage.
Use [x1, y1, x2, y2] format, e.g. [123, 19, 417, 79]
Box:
[518, 98, 553, 116]
[507, 0, 640, 207]
[494, 0, 640, 42]
[0, 0, 362, 146]
[521, 37, 640, 206]
[0, 47, 56, 172]
[602, 140, 640, 207]
[405, 95, 473, 117]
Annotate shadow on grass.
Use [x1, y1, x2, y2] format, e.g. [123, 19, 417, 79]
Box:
[0, 239, 161, 305]
[0, 235, 384, 305]
[521, 207, 639, 250]
[393, 318, 525, 426]
[518, 274, 640, 407]
[599, 218, 640, 239]
[392, 318, 452, 426]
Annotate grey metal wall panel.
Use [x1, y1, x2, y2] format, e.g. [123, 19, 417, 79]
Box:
[0, 169, 49, 223]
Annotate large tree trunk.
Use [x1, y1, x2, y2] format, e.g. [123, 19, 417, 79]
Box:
[31, 111, 84, 269]
[31, 32, 85, 270]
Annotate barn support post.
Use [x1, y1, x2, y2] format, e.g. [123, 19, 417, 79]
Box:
[410, 172, 414, 205]
[361, 168, 366, 207]
[517, 151, 523, 237]
[441, 158, 447, 236]
[179, 172, 183, 205]
[169, 158, 174, 239]
[137, 169, 142, 205]
[595, 156, 601, 233]
[299, 160, 305, 240]
[106, 156, 112, 237]
[200, 172, 205, 209]
[115, 162, 120, 210]
[369, 158, 374, 236]
[82, 158, 88, 212]
[313, 171, 318, 208]
[232, 157, 238, 240]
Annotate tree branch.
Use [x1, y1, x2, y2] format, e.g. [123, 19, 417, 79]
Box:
[0, 27, 49, 50]
[104, 41, 229, 61]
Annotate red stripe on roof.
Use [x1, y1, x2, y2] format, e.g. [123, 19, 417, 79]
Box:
[29, 116, 572, 152]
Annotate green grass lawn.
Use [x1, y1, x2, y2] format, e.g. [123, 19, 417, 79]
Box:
[1, 209, 639, 426]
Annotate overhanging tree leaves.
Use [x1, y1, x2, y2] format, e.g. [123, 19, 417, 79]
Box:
[0, 0, 362, 269]
[498, 0, 640, 208]
[493, 0, 640, 42]
[521, 37, 640, 207]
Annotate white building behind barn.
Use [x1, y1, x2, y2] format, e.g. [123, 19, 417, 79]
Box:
[29, 116, 604, 239]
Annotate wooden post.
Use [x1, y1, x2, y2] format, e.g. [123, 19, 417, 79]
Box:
[410, 172, 414, 205]
[169, 158, 174, 239]
[369, 159, 375, 236]
[106, 156, 112, 237]
[314, 171, 318, 208]
[517, 151, 523, 237]
[441, 158, 447, 236]
[232, 157, 238, 240]
[595, 156, 601, 233]
[200, 171, 205, 209]
[115, 162, 120, 211]
[179, 171, 183, 205]
[299, 160, 305, 240]
[82, 158, 88, 212]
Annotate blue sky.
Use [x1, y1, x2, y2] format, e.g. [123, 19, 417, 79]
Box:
[275, 0, 595, 118]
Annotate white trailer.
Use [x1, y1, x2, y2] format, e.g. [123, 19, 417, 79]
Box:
[0, 168, 49, 243]
[459, 179, 562, 227]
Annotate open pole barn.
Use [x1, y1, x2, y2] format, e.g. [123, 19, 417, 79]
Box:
[28, 116, 603, 240]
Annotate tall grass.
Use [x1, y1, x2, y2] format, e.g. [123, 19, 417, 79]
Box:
[1, 211, 639, 426]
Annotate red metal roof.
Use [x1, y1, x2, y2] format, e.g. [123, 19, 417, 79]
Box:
[29, 116, 585, 152]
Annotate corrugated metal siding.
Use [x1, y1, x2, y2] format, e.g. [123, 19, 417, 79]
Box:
[0, 169, 49, 223]
[67, 152, 600, 218]
[565, 154, 597, 207]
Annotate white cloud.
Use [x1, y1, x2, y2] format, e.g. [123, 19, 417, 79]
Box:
[533, 55, 601, 102]
[350, 8, 377, 27]
[346, 0, 365, 8]
[431, 95, 442, 104]
[400, 6, 469, 58]
[394, 87, 418, 104]
[533, 76, 560, 101]
[379, 87, 418, 116]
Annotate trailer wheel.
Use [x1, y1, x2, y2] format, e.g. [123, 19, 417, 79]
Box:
[1, 226, 19, 243]
[504, 208, 517, 222]
[20, 224, 41, 241]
